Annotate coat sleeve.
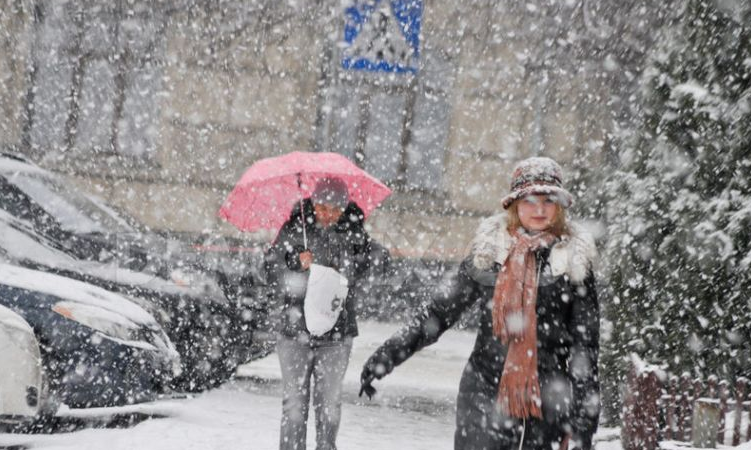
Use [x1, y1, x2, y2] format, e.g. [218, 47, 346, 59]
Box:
[337, 202, 375, 284]
[345, 226, 374, 284]
[365, 258, 482, 378]
[568, 271, 600, 447]
[263, 220, 306, 326]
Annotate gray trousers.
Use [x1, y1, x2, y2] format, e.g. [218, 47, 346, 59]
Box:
[277, 335, 353, 450]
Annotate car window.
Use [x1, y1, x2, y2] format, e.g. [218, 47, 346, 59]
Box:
[5, 173, 133, 234]
[0, 177, 36, 221]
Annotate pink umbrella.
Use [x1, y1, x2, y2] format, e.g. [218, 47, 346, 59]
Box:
[218, 151, 392, 238]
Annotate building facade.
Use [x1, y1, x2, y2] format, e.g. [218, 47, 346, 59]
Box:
[0, 0, 660, 260]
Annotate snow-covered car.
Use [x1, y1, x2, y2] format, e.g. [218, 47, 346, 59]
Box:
[0, 152, 257, 382]
[0, 263, 180, 408]
[0, 304, 50, 429]
[0, 209, 241, 390]
[0, 153, 186, 275]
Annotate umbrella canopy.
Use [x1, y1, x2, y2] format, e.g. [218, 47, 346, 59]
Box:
[218, 151, 392, 233]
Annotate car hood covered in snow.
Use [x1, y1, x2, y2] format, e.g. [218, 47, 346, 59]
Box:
[0, 263, 158, 327]
[0, 263, 179, 361]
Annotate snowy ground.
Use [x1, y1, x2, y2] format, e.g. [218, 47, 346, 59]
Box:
[0, 321, 623, 450]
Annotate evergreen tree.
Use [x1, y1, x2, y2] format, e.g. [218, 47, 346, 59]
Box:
[601, 0, 751, 423]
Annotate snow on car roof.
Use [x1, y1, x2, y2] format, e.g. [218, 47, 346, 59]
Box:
[0, 155, 135, 233]
[0, 209, 195, 297]
[0, 263, 158, 328]
[0, 155, 49, 176]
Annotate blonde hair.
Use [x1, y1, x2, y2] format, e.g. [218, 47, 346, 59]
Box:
[506, 199, 569, 237]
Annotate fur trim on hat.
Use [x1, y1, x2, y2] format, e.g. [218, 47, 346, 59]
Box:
[470, 213, 597, 283]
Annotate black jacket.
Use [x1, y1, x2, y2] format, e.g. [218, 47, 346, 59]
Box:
[264, 199, 373, 342]
[364, 214, 600, 450]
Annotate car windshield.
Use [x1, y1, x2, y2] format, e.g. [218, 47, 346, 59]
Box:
[6, 172, 134, 234]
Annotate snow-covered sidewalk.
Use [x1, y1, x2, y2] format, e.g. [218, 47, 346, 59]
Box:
[236, 320, 474, 411]
[237, 320, 622, 449]
[0, 320, 622, 450]
[0, 385, 456, 450]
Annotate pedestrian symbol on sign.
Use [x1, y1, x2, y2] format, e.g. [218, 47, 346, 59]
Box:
[341, 0, 422, 74]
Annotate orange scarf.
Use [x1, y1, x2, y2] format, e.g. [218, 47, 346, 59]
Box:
[492, 229, 557, 419]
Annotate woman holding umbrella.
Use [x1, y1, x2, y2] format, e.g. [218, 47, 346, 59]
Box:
[219, 152, 391, 450]
[265, 177, 374, 450]
[358, 157, 600, 450]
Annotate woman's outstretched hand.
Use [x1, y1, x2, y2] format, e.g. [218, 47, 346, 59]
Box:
[359, 375, 377, 400]
[359, 350, 394, 400]
[359, 360, 378, 399]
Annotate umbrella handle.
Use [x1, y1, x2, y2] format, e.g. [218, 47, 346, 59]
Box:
[300, 196, 308, 249]
[297, 173, 307, 250]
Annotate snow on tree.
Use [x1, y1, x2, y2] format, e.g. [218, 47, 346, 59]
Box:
[601, 0, 751, 423]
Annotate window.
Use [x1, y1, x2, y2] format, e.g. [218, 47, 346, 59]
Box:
[6, 172, 133, 234]
[405, 48, 453, 191]
[362, 91, 407, 182]
[316, 21, 454, 193]
[27, 1, 165, 159]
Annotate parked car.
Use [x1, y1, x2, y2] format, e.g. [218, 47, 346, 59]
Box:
[0, 153, 178, 275]
[0, 153, 258, 375]
[190, 232, 273, 358]
[0, 263, 180, 409]
[0, 209, 242, 391]
[0, 304, 50, 430]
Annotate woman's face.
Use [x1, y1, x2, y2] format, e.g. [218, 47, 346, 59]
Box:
[516, 194, 558, 232]
[314, 202, 344, 228]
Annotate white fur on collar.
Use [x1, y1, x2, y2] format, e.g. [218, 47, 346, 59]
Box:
[470, 213, 597, 283]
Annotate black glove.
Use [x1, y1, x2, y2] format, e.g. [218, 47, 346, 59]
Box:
[359, 377, 377, 400]
[358, 362, 379, 400]
[358, 350, 393, 400]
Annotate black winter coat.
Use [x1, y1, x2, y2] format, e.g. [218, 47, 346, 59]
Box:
[365, 214, 600, 450]
[264, 199, 373, 343]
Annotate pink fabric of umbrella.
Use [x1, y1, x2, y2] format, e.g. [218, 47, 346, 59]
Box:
[218, 151, 392, 233]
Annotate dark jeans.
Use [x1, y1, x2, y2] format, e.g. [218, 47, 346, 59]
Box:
[277, 335, 353, 450]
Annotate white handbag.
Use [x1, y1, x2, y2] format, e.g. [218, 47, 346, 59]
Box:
[303, 264, 349, 336]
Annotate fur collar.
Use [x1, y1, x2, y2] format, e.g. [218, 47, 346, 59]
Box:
[470, 213, 597, 283]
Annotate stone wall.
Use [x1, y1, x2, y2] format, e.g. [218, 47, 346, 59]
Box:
[0, 0, 647, 260]
[0, 1, 32, 148]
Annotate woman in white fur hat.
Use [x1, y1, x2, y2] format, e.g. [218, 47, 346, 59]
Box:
[359, 157, 600, 450]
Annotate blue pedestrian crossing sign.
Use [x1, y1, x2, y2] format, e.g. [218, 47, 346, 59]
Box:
[341, 0, 422, 74]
